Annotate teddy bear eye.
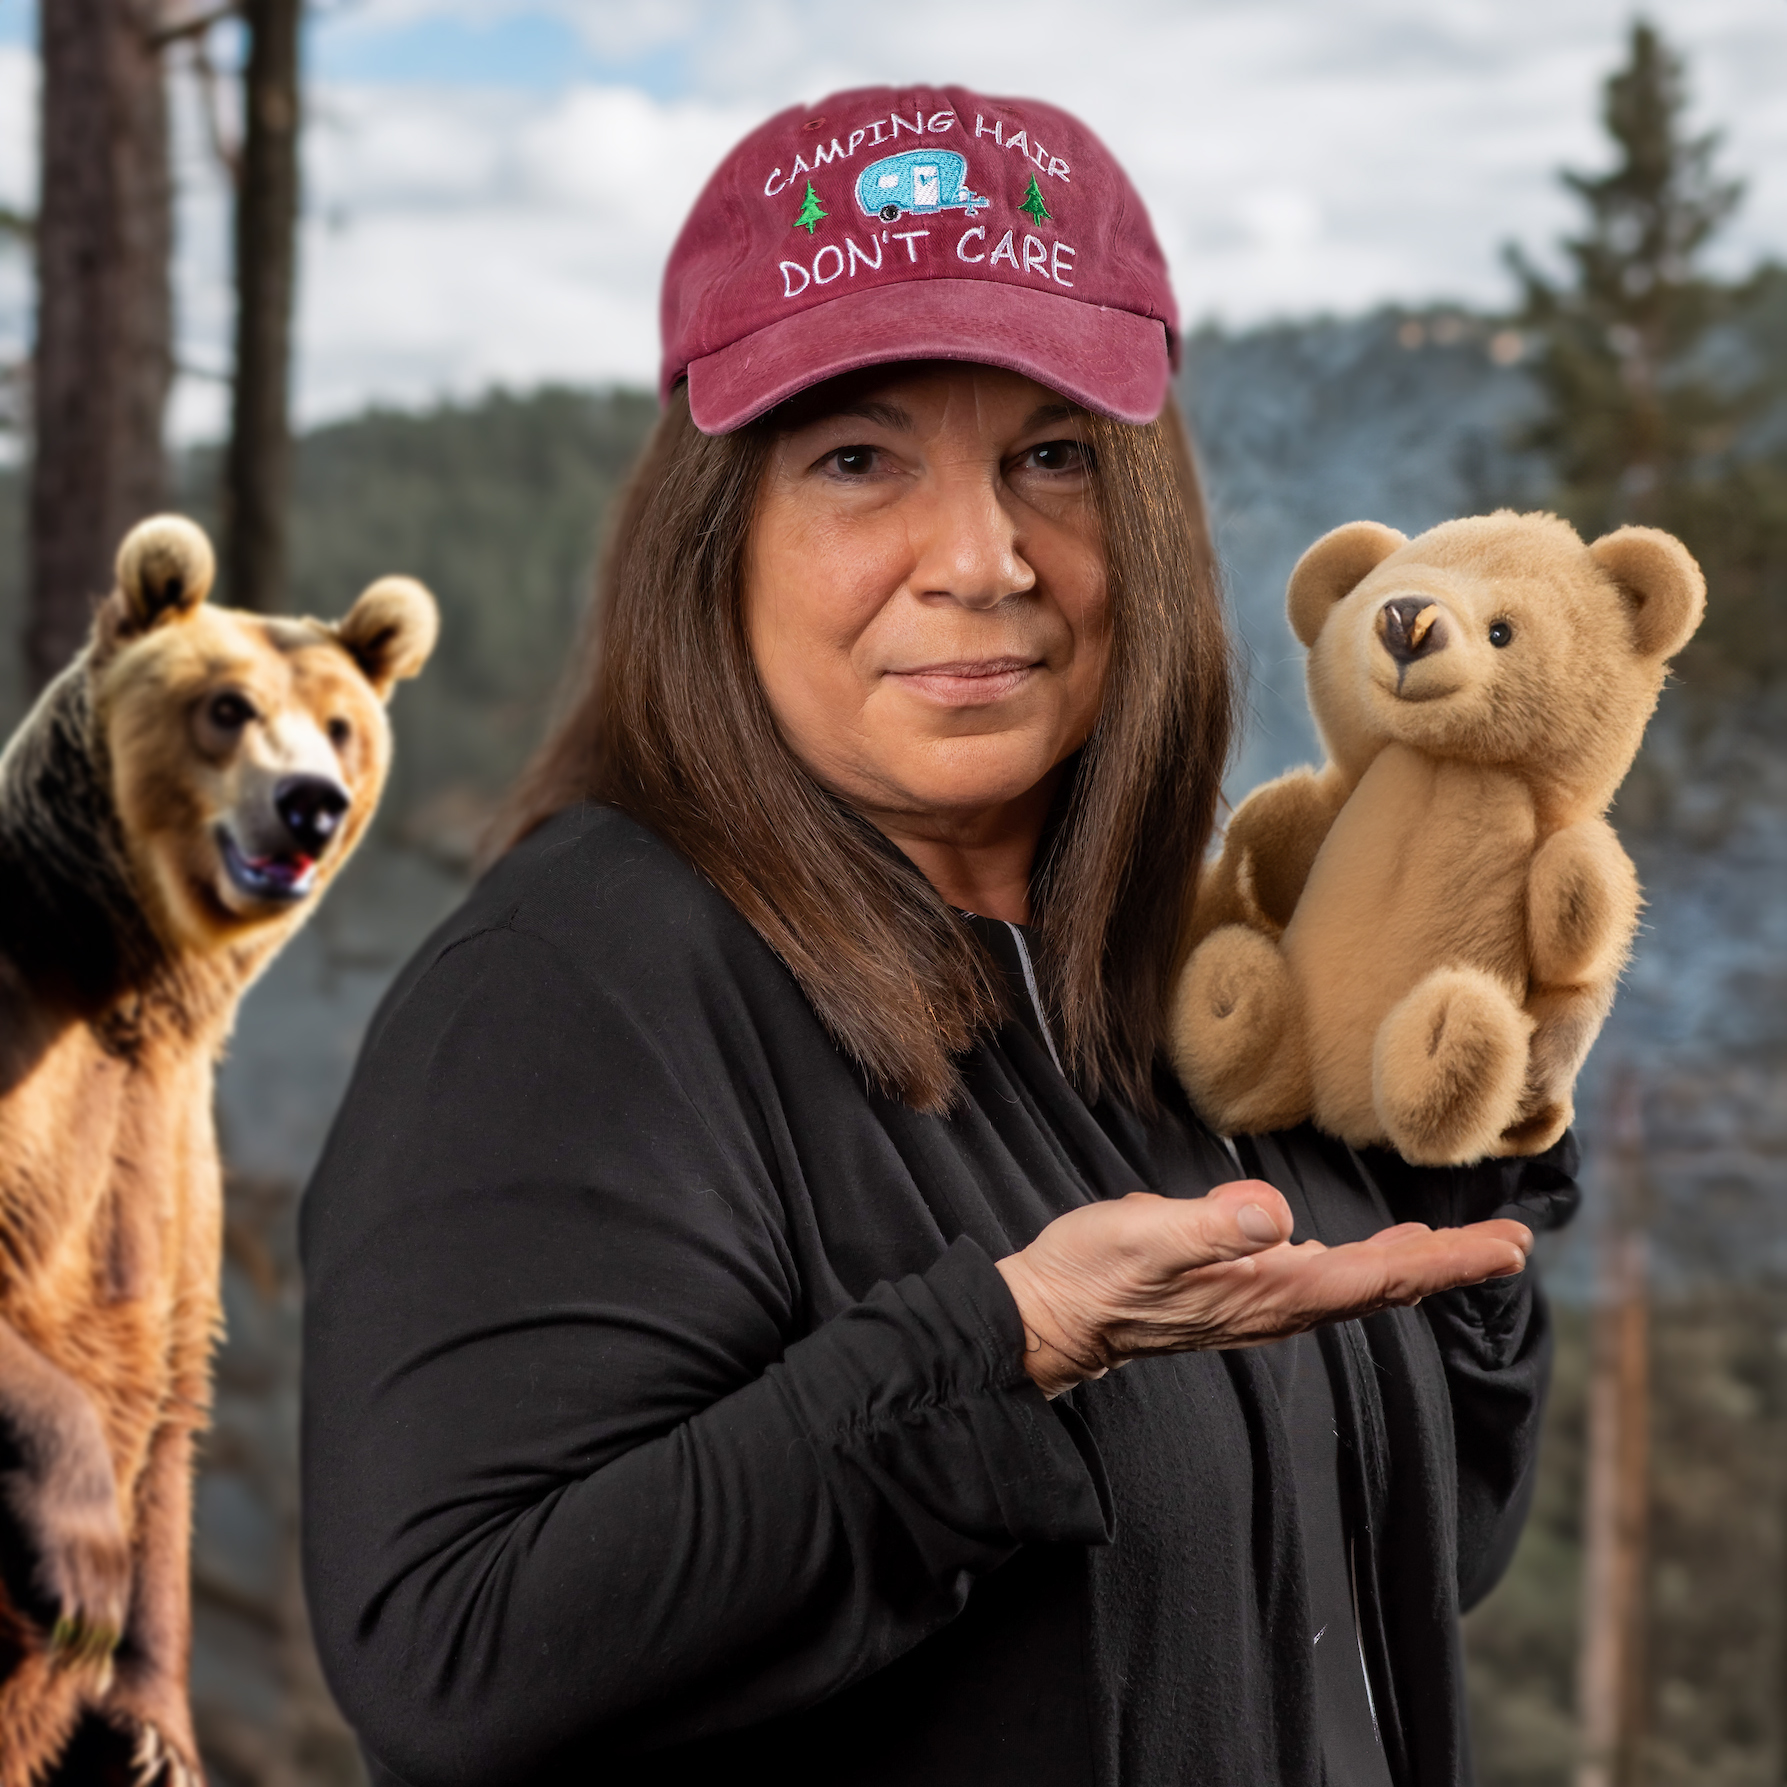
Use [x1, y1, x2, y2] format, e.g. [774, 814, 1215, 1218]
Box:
[207, 692, 255, 730]
[327, 717, 352, 749]
[1488, 621, 1514, 648]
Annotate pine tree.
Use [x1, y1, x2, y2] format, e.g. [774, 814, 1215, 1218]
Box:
[1509, 21, 1785, 684]
[1509, 22, 1739, 532]
[1019, 175, 1051, 228]
[794, 182, 826, 235]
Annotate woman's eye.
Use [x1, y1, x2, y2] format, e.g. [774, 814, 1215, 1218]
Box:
[826, 445, 878, 476]
[207, 692, 254, 730]
[1488, 620, 1514, 648]
[1023, 440, 1089, 475]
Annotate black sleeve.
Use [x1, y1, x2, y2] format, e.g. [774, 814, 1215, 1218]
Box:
[299, 920, 1111, 1787]
[1358, 1133, 1581, 1610]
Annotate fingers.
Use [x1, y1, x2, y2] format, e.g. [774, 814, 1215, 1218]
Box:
[1362, 1221, 1433, 1247]
[1271, 1224, 1531, 1322]
[1469, 1218, 1535, 1274]
[1362, 1218, 1532, 1273]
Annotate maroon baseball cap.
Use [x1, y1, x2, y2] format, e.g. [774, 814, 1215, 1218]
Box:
[660, 84, 1179, 434]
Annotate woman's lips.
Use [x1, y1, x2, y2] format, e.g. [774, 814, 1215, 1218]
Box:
[887, 658, 1041, 705]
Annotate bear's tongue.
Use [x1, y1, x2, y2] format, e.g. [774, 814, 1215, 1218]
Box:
[244, 850, 315, 887]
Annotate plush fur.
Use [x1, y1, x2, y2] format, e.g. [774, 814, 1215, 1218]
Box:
[0, 517, 436, 1785]
[1171, 509, 1703, 1165]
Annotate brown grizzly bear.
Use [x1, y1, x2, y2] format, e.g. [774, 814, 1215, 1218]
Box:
[1171, 510, 1703, 1166]
[0, 516, 436, 1785]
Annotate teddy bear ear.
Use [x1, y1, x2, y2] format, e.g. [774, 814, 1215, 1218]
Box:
[113, 515, 215, 632]
[334, 576, 440, 699]
[1588, 527, 1707, 661]
[1286, 521, 1409, 648]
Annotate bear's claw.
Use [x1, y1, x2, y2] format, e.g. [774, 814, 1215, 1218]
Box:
[130, 1717, 202, 1787]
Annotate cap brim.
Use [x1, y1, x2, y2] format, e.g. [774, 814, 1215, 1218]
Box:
[684, 278, 1170, 435]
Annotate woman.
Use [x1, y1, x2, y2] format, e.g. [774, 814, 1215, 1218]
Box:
[301, 86, 1576, 1787]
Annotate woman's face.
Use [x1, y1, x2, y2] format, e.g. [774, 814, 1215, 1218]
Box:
[745, 363, 1109, 839]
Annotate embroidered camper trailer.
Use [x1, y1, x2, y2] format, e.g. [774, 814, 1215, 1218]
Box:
[855, 149, 989, 223]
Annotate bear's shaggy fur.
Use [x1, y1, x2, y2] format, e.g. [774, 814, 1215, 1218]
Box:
[1171, 510, 1703, 1165]
[0, 517, 436, 1785]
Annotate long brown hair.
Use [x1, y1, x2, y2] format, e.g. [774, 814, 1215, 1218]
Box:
[496, 382, 1234, 1114]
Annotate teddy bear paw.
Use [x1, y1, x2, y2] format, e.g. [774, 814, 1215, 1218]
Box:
[1170, 924, 1312, 1135]
[1372, 968, 1533, 1165]
[1497, 1098, 1572, 1158]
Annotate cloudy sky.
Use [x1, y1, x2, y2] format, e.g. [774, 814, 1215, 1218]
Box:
[1, 0, 1785, 440]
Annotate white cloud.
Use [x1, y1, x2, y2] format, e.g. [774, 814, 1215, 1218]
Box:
[5, 1, 1787, 438]
[289, 82, 757, 421]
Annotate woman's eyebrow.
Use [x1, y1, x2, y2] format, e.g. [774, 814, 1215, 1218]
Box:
[810, 399, 913, 431]
[1020, 402, 1083, 432]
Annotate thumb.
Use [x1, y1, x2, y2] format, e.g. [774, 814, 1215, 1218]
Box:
[1195, 1180, 1294, 1256]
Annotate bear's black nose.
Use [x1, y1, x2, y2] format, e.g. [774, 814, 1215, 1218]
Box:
[1378, 596, 1448, 664]
[274, 775, 351, 855]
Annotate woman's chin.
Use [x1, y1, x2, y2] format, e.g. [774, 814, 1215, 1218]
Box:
[850, 739, 1072, 824]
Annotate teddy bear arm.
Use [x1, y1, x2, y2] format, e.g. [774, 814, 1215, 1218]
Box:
[1190, 767, 1341, 946]
[1500, 980, 1617, 1157]
[1526, 820, 1641, 989]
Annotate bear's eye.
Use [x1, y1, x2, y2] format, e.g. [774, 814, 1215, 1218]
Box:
[326, 717, 352, 750]
[1488, 620, 1514, 648]
[207, 692, 255, 730]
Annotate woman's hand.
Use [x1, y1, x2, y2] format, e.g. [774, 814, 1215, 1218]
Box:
[994, 1180, 1533, 1398]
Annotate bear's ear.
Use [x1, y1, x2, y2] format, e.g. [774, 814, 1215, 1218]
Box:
[114, 515, 215, 632]
[1589, 527, 1707, 661]
[335, 576, 440, 698]
[1286, 521, 1408, 648]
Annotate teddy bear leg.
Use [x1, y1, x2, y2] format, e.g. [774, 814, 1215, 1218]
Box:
[1372, 968, 1534, 1166]
[1169, 924, 1312, 1136]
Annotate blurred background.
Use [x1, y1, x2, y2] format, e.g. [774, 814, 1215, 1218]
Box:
[0, 2, 1782, 1782]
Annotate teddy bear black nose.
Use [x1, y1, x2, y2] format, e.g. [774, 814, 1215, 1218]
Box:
[274, 775, 351, 855]
[1378, 596, 1449, 664]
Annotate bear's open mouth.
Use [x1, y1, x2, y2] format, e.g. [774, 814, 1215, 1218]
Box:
[217, 828, 319, 903]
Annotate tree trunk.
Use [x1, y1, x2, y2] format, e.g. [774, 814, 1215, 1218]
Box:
[224, 0, 301, 613]
[1576, 1073, 1651, 1787]
[27, 0, 172, 690]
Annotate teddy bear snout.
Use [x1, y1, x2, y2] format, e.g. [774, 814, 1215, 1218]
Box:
[1378, 596, 1449, 666]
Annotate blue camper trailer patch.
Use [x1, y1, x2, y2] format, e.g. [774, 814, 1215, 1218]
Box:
[855, 150, 989, 223]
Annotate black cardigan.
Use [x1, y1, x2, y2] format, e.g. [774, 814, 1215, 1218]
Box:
[298, 804, 1578, 1787]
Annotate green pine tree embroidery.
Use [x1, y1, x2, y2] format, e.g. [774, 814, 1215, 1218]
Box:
[794, 182, 827, 234]
[1019, 175, 1051, 227]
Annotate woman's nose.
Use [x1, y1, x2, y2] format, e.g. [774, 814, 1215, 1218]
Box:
[909, 475, 1036, 608]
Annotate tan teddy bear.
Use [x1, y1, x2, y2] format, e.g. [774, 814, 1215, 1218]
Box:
[1171, 509, 1704, 1166]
